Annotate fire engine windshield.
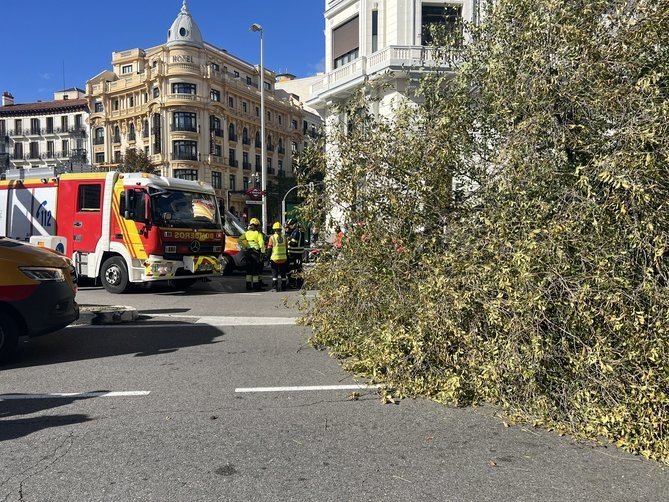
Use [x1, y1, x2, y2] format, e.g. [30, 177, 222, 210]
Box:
[151, 189, 221, 229]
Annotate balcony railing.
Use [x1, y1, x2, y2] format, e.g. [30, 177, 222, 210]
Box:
[112, 136, 121, 144]
[267, 145, 274, 152]
[242, 137, 250, 145]
[172, 151, 199, 161]
[255, 163, 261, 172]
[128, 133, 136, 142]
[93, 137, 105, 145]
[229, 159, 239, 168]
[255, 140, 261, 148]
[278, 146, 286, 154]
[243, 162, 252, 170]
[171, 124, 198, 133]
[228, 133, 237, 142]
[267, 167, 275, 175]
[211, 128, 223, 137]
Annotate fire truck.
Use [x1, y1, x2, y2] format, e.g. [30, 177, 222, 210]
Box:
[0, 171, 225, 293]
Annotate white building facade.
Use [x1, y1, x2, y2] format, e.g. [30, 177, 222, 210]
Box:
[308, 0, 479, 117]
[0, 89, 90, 177]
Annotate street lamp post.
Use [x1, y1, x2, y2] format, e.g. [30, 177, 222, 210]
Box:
[250, 23, 267, 233]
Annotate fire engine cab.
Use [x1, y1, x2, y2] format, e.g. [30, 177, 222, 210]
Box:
[0, 171, 225, 293]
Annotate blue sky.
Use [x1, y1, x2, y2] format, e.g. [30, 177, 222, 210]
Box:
[1, 0, 325, 104]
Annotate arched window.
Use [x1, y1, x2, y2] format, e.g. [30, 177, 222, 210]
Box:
[267, 134, 273, 150]
[228, 123, 236, 141]
[129, 122, 136, 141]
[94, 127, 104, 144]
[242, 127, 248, 143]
[114, 126, 121, 143]
[255, 131, 260, 146]
[143, 119, 149, 138]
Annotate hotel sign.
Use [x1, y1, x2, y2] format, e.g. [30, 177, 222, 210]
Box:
[172, 55, 195, 63]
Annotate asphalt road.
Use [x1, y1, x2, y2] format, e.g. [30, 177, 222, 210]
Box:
[1, 276, 667, 501]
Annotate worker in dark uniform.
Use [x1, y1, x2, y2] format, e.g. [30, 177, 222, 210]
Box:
[285, 219, 305, 289]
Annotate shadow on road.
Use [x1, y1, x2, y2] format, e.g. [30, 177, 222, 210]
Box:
[0, 393, 98, 441]
[2, 323, 225, 370]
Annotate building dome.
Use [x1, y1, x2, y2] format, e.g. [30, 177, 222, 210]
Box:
[166, 0, 204, 48]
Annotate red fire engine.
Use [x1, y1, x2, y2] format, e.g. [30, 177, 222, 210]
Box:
[0, 171, 224, 293]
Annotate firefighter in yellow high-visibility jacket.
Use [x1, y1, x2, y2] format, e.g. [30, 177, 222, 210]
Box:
[266, 222, 288, 292]
[239, 218, 266, 291]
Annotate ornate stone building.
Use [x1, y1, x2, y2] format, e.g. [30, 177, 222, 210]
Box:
[86, 0, 317, 212]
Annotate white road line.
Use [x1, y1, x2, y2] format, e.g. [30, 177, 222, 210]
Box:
[148, 314, 298, 326]
[235, 384, 383, 393]
[0, 391, 150, 400]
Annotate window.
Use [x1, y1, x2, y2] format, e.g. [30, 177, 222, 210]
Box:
[210, 62, 220, 72]
[75, 114, 82, 130]
[291, 119, 298, 130]
[143, 92, 148, 103]
[114, 150, 121, 162]
[255, 131, 261, 147]
[13, 143, 23, 158]
[228, 96, 234, 108]
[278, 115, 282, 126]
[122, 64, 133, 74]
[278, 160, 284, 172]
[14, 119, 22, 134]
[243, 177, 249, 190]
[255, 106, 260, 117]
[62, 140, 69, 156]
[172, 141, 198, 161]
[0, 120, 4, 136]
[243, 151, 249, 165]
[229, 175, 236, 191]
[94, 127, 105, 144]
[30, 118, 40, 134]
[267, 110, 272, 122]
[113, 126, 121, 143]
[255, 154, 261, 170]
[172, 112, 197, 132]
[77, 184, 102, 212]
[174, 169, 199, 181]
[264, 81, 271, 91]
[152, 60, 158, 68]
[94, 102, 103, 113]
[228, 123, 236, 141]
[153, 87, 160, 98]
[292, 141, 298, 153]
[242, 127, 249, 143]
[421, 5, 462, 46]
[229, 148, 237, 166]
[46, 117, 54, 133]
[46, 141, 54, 157]
[144, 146, 149, 156]
[211, 171, 222, 189]
[143, 119, 150, 137]
[29, 142, 39, 159]
[211, 88, 221, 102]
[267, 158, 272, 170]
[242, 101, 248, 113]
[171, 82, 197, 94]
[333, 16, 359, 68]
[372, 9, 379, 53]
[95, 152, 105, 163]
[129, 96, 134, 107]
[246, 76, 252, 86]
[112, 99, 119, 111]
[61, 116, 69, 131]
[128, 123, 136, 141]
[234, 71, 240, 78]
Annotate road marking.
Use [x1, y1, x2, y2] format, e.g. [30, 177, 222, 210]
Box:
[0, 391, 150, 400]
[144, 315, 299, 326]
[235, 384, 383, 393]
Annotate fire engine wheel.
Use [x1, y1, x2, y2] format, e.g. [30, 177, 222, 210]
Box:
[222, 255, 234, 276]
[0, 312, 20, 365]
[101, 257, 130, 294]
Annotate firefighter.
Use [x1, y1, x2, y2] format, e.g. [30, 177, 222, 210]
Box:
[266, 222, 288, 292]
[285, 219, 305, 289]
[239, 217, 266, 291]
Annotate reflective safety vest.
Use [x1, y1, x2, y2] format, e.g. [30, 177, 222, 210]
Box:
[241, 230, 266, 253]
[288, 229, 305, 255]
[268, 233, 287, 264]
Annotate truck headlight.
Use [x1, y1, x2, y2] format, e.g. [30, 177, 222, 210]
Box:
[151, 263, 174, 275]
[20, 267, 65, 282]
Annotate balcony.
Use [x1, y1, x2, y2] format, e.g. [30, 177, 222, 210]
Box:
[112, 136, 121, 144]
[255, 163, 261, 172]
[267, 145, 274, 152]
[255, 140, 261, 148]
[242, 137, 250, 146]
[278, 146, 286, 154]
[93, 137, 105, 145]
[209, 154, 224, 165]
[267, 168, 275, 175]
[243, 162, 252, 170]
[172, 151, 199, 161]
[229, 159, 239, 168]
[308, 45, 458, 107]
[211, 128, 223, 137]
[171, 124, 198, 133]
[228, 133, 237, 142]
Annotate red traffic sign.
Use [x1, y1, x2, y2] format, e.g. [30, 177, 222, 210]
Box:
[246, 187, 265, 199]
